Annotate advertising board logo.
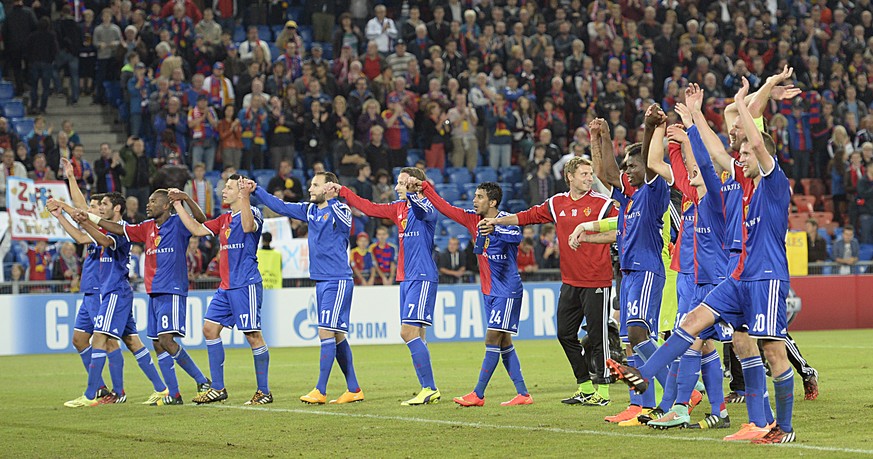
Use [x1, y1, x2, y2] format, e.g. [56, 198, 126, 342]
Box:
[292, 294, 319, 340]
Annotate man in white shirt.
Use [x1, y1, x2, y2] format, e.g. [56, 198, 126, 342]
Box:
[238, 26, 272, 62]
[365, 5, 398, 54]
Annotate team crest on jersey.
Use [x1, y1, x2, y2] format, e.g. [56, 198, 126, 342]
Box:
[583, 207, 591, 216]
[682, 200, 693, 213]
[154, 235, 161, 247]
[400, 218, 408, 230]
[483, 237, 490, 250]
[720, 170, 730, 184]
[322, 214, 329, 221]
[626, 200, 634, 213]
[225, 227, 231, 239]
[744, 204, 749, 217]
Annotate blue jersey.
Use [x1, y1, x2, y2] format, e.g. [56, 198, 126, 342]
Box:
[203, 207, 264, 289]
[253, 187, 353, 281]
[97, 232, 132, 295]
[613, 173, 670, 277]
[79, 243, 102, 293]
[688, 126, 729, 284]
[341, 187, 439, 282]
[124, 214, 192, 295]
[733, 161, 790, 281]
[421, 181, 523, 297]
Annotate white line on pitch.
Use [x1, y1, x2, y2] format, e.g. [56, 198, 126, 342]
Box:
[209, 404, 873, 455]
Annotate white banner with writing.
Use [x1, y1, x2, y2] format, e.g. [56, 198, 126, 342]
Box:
[260, 217, 310, 278]
[6, 178, 73, 241]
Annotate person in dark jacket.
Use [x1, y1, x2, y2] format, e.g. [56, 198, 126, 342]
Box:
[2, 0, 38, 95]
[26, 17, 59, 114]
[53, 5, 83, 105]
[93, 143, 126, 193]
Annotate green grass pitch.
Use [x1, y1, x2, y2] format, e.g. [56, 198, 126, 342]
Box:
[1, 329, 871, 458]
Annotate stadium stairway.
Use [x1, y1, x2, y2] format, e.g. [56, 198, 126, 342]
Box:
[41, 95, 126, 163]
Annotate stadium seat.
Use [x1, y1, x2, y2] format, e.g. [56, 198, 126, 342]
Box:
[860, 244, 873, 261]
[268, 43, 280, 62]
[287, 6, 303, 21]
[506, 199, 528, 213]
[257, 25, 273, 42]
[426, 168, 444, 183]
[822, 221, 840, 237]
[499, 166, 522, 183]
[462, 183, 479, 199]
[297, 26, 313, 46]
[406, 149, 422, 166]
[290, 169, 306, 185]
[800, 178, 825, 202]
[810, 211, 833, 227]
[788, 178, 796, 191]
[822, 195, 834, 214]
[0, 81, 13, 101]
[456, 234, 471, 249]
[433, 235, 450, 251]
[451, 199, 469, 209]
[792, 194, 816, 213]
[3, 100, 25, 119]
[475, 168, 498, 183]
[788, 213, 808, 231]
[448, 169, 472, 185]
[204, 170, 221, 188]
[434, 183, 461, 202]
[321, 43, 333, 60]
[498, 182, 515, 201]
[254, 171, 273, 188]
[392, 167, 403, 178]
[12, 118, 34, 138]
[271, 25, 283, 38]
[233, 25, 246, 43]
[442, 220, 467, 238]
[817, 228, 830, 242]
[833, 227, 843, 242]
[445, 166, 467, 176]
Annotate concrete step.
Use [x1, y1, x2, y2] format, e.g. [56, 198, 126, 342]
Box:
[43, 96, 126, 162]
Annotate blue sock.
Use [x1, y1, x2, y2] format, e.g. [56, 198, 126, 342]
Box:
[675, 349, 701, 404]
[657, 359, 680, 412]
[252, 345, 270, 393]
[133, 347, 166, 392]
[84, 350, 107, 399]
[500, 346, 528, 396]
[627, 355, 642, 406]
[172, 346, 207, 384]
[79, 346, 106, 389]
[701, 350, 726, 416]
[317, 338, 336, 394]
[473, 345, 500, 398]
[741, 356, 767, 428]
[773, 368, 794, 432]
[634, 339, 669, 389]
[335, 339, 360, 392]
[157, 352, 180, 397]
[107, 348, 125, 395]
[406, 337, 436, 390]
[638, 331, 693, 382]
[764, 391, 775, 425]
[206, 338, 225, 391]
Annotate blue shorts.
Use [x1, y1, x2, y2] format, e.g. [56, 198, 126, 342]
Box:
[147, 293, 188, 340]
[673, 272, 696, 329]
[94, 289, 134, 340]
[619, 270, 665, 343]
[315, 279, 354, 333]
[74, 292, 101, 334]
[400, 280, 437, 327]
[205, 283, 264, 332]
[692, 283, 733, 342]
[484, 295, 522, 335]
[702, 277, 788, 340]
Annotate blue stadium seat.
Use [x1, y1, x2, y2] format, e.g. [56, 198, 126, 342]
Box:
[475, 168, 499, 183]
[442, 220, 467, 237]
[392, 167, 403, 178]
[499, 166, 522, 183]
[0, 82, 13, 101]
[445, 166, 467, 177]
[434, 183, 461, 202]
[406, 149, 422, 166]
[233, 25, 246, 43]
[287, 6, 303, 22]
[321, 43, 333, 60]
[254, 171, 273, 188]
[271, 25, 284, 39]
[433, 235, 450, 251]
[456, 234, 471, 249]
[506, 199, 528, 213]
[205, 170, 221, 188]
[833, 228, 843, 241]
[426, 168, 443, 183]
[12, 118, 34, 138]
[498, 182, 514, 201]
[513, 182, 525, 196]
[268, 43, 280, 62]
[290, 169, 306, 184]
[462, 183, 479, 200]
[860, 244, 873, 261]
[257, 25, 273, 42]
[451, 199, 469, 209]
[297, 26, 313, 46]
[448, 169, 472, 185]
[3, 100, 25, 119]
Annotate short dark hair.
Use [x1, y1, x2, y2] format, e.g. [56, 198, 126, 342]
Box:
[228, 173, 249, 182]
[477, 182, 503, 207]
[103, 192, 126, 215]
[316, 171, 339, 184]
[400, 166, 427, 182]
[90, 193, 105, 203]
[625, 142, 643, 157]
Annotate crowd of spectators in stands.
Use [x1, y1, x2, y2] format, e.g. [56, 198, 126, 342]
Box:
[4, 0, 873, 285]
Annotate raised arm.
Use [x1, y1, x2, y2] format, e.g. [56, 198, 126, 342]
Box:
[647, 121, 673, 183]
[593, 118, 621, 189]
[687, 125, 722, 199]
[237, 180, 257, 233]
[418, 180, 474, 227]
[172, 200, 212, 236]
[686, 83, 735, 172]
[407, 191, 437, 222]
[724, 65, 800, 132]
[252, 185, 308, 221]
[61, 158, 88, 210]
[168, 188, 208, 224]
[71, 210, 115, 248]
[46, 200, 92, 244]
[735, 77, 775, 173]
[641, 104, 668, 183]
[488, 224, 523, 244]
[336, 184, 397, 219]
